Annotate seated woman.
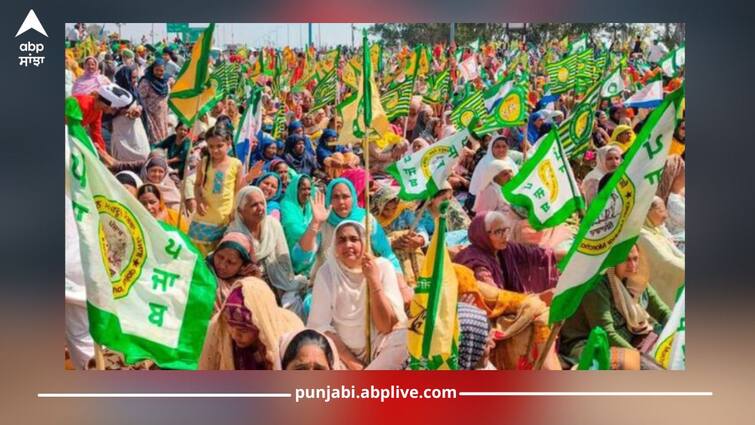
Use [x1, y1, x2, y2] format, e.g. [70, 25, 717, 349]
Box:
[267, 158, 293, 192]
[316, 129, 360, 179]
[314, 178, 410, 304]
[581, 145, 623, 206]
[457, 302, 497, 370]
[115, 170, 142, 197]
[139, 155, 181, 210]
[136, 183, 189, 233]
[453, 211, 559, 294]
[253, 172, 283, 220]
[308, 221, 408, 370]
[559, 245, 671, 369]
[471, 159, 518, 216]
[609, 125, 636, 153]
[283, 134, 318, 177]
[656, 155, 685, 252]
[227, 186, 308, 318]
[637, 196, 685, 307]
[275, 328, 342, 370]
[469, 135, 520, 199]
[280, 174, 329, 277]
[341, 168, 372, 210]
[207, 232, 258, 312]
[199, 278, 304, 370]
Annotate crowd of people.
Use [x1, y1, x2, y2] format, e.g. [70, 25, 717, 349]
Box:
[64, 25, 685, 371]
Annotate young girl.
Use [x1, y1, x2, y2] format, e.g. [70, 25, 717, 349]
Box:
[188, 126, 245, 255]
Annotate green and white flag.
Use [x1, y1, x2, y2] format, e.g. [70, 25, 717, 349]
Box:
[651, 286, 685, 370]
[568, 33, 589, 55]
[311, 68, 337, 111]
[502, 128, 584, 230]
[546, 54, 577, 94]
[382, 76, 414, 121]
[600, 67, 625, 98]
[477, 86, 528, 134]
[386, 129, 470, 200]
[549, 87, 684, 324]
[559, 79, 601, 157]
[66, 132, 216, 370]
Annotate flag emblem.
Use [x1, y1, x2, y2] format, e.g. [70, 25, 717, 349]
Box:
[460, 110, 476, 127]
[568, 103, 595, 147]
[420, 145, 452, 178]
[557, 67, 570, 82]
[580, 177, 635, 256]
[496, 92, 523, 122]
[95, 195, 147, 298]
[537, 160, 559, 203]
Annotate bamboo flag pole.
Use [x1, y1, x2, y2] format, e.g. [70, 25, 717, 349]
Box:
[94, 343, 106, 370]
[176, 93, 203, 230]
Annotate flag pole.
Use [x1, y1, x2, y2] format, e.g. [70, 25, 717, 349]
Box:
[176, 93, 203, 229]
[94, 343, 106, 370]
[554, 129, 586, 218]
[534, 321, 563, 370]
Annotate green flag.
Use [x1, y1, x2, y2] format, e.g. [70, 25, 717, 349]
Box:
[311, 69, 337, 111]
[568, 33, 588, 55]
[546, 54, 577, 93]
[382, 77, 414, 121]
[422, 69, 450, 105]
[502, 128, 584, 230]
[386, 129, 470, 201]
[549, 87, 685, 324]
[577, 327, 611, 370]
[450, 87, 489, 131]
[651, 286, 686, 370]
[600, 67, 625, 99]
[559, 79, 602, 157]
[66, 132, 216, 370]
[361, 29, 372, 127]
[574, 49, 595, 93]
[271, 108, 286, 140]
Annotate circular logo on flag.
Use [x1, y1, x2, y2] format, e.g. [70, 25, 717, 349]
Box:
[557, 67, 569, 82]
[606, 82, 618, 96]
[579, 176, 635, 256]
[420, 145, 452, 179]
[496, 91, 524, 124]
[385, 94, 399, 109]
[569, 103, 595, 147]
[95, 196, 147, 299]
[460, 110, 476, 127]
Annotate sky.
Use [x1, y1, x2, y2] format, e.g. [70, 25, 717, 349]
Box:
[66, 23, 375, 48]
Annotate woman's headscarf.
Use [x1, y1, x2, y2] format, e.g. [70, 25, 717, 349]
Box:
[373, 185, 411, 229]
[114, 64, 139, 100]
[280, 174, 314, 251]
[583, 145, 623, 187]
[609, 125, 636, 153]
[72, 56, 110, 95]
[325, 178, 367, 227]
[341, 168, 371, 209]
[253, 172, 283, 215]
[139, 155, 181, 207]
[252, 134, 279, 163]
[527, 111, 545, 143]
[199, 278, 304, 370]
[115, 170, 143, 188]
[457, 302, 490, 370]
[140, 58, 169, 98]
[284, 134, 317, 173]
[316, 128, 344, 163]
[656, 155, 685, 202]
[469, 137, 518, 195]
[274, 328, 343, 370]
[453, 212, 506, 286]
[227, 186, 300, 295]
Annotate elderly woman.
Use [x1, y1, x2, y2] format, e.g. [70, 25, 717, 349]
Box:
[139, 156, 181, 210]
[471, 159, 518, 216]
[560, 245, 671, 368]
[275, 329, 342, 370]
[469, 136, 520, 197]
[72, 56, 111, 96]
[609, 124, 636, 153]
[199, 278, 304, 370]
[227, 186, 309, 318]
[137, 59, 170, 144]
[308, 221, 408, 370]
[453, 211, 559, 294]
[581, 145, 623, 206]
[637, 196, 686, 307]
[206, 232, 258, 312]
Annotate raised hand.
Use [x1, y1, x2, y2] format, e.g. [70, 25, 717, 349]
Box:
[310, 190, 331, 224]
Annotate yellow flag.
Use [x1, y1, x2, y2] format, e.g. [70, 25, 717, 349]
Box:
[171, 24, 214, 96]
[407, 202, 460, 370]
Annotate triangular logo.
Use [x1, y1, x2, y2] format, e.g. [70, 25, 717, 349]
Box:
[15, 9, 48, 38]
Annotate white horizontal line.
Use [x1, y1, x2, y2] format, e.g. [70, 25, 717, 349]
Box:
[459, 392, 713, 397]
[38, 393, 292, 398]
